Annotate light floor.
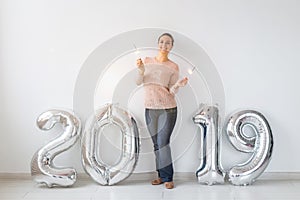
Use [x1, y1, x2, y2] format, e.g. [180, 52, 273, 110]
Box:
[1, 173, 300, 200]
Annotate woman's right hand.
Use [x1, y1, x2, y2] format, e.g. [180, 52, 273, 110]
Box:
[136, 58, 145, 75]
[136, 58, 144, 67]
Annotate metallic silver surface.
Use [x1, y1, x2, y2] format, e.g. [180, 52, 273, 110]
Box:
[193, 104, 224, 185]
[226, 110, 274, 186]
[81, 104, 140, 185]
[31, 109, 81, 187]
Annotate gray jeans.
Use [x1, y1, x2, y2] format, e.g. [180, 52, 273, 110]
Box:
[145, 107, 177, 182]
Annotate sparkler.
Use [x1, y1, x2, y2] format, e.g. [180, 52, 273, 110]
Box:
[133, 43, 140, 57]
[188, 66, 196, 75]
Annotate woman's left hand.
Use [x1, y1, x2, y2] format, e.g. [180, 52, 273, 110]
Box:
[177, 77, 188, 87]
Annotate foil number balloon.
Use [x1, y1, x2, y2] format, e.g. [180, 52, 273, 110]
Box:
[193, 104, 225, 185]
[193, 105, 273, 186]
[81, 104, 140, 185]
[31, 109, 81, 187]
[31, 106, 272, 187]
[225, 110, 274, 186]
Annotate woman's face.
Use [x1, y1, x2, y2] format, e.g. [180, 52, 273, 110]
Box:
[158, 35, 173, 53]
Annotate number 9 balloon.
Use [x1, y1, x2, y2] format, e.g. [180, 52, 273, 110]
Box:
[30, 109, 81, 187]
[225, 110, 274, 186]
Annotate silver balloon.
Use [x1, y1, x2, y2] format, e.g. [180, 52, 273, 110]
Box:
[31, 109, 81, 187]
[193, 104, 224, 185]
[226, 110, 273, 186]
[81, 104, 140, 185]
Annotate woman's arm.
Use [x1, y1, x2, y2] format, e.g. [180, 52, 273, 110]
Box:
[136, 58, 145, 85]
[169, 71, 180, 95]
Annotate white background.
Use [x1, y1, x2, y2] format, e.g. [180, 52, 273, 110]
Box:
[0, 0, 299, 173]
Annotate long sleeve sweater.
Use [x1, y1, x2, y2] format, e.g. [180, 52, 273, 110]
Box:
[136, 57, 180, 109]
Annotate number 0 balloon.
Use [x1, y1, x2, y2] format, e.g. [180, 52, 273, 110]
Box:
[81, 104, 140, 185]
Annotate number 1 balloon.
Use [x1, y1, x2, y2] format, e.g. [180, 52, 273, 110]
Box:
[193, 104, 225, 185]
[31, 109, 81, 187]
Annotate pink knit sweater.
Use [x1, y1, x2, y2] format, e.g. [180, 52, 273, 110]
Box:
[136, 57, 180, 109]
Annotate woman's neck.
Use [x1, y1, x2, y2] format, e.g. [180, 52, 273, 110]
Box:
[155, 51, 169, 62]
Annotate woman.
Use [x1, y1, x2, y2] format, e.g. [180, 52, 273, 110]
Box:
[136, 33, 188, 189]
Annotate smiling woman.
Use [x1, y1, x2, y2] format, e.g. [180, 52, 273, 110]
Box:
[134, 32, 189, 189]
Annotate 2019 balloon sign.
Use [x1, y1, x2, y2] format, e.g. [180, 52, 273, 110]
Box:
[31, 103, 273, 187]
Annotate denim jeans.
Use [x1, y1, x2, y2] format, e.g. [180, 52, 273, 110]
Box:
[145, 107, 177, 182]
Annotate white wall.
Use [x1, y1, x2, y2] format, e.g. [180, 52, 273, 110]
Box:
[1, 0, 300, 173]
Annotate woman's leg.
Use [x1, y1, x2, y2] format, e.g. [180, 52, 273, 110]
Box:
[156, 108, 177, 182]
[145, 109, 161, 178]
[145, 108, 177, 183]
